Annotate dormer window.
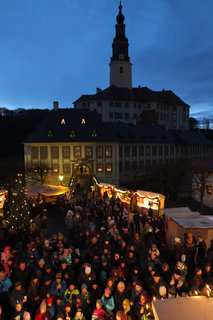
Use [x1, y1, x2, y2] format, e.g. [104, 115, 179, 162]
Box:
[81, 118, 86, 125]
[92, 130, 97, 137]
[61, 118, 66, 125]
[48, 129, 53, 137]
[70, 130, 76, 138]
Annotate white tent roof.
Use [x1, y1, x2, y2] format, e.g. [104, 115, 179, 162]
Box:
[172, 216, 213, 229]
[152, 296, 213, 320]
[164, 207, 200, 219]
[26, 185, 70, 197]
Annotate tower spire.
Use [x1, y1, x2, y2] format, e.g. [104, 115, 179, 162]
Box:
[109, 2, 132, 88]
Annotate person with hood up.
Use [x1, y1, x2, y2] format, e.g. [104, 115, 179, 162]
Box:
[122, 299, 135, 320]
[64, 282, 80, 303]
[35, 301, 50, 320]
[11, 301, 24, 320]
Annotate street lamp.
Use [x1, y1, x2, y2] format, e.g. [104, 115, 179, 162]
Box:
[59, 173, 64, 185]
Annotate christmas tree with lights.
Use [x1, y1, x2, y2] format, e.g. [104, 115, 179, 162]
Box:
[7, 173, 32, 232]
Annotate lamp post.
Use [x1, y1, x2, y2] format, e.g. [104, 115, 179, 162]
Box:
[59, 173, 64, 186]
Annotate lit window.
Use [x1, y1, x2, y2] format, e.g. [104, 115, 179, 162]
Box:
[61, 118, 66, 125]
[85, 146, 93, 158]
[63, 164, 70, 173]
[105, 146, 112, 157]
[206, 185, 212, 195]
[48, 129, 53, 137]
[81, 118, 86, 125]
[70, 130, 76, 138]
[74, 146, 81, 158]
[92, 130, 97, 137]
[63, 146, 70, 158]
[52, 165, 59, 173]
[97, 164, 104, 172]
[32, 147, 39, 159]
[96, 146, 103, 158]
[106, 164, 112, 172]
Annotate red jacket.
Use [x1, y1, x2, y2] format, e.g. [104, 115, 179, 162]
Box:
[35, 312, 50, 320]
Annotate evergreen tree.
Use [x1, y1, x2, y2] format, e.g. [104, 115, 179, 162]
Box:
[7, 173, 32, 232]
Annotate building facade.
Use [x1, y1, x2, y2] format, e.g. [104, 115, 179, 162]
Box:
[24, 3, 213, 188]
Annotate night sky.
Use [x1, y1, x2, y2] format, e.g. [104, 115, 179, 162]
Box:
[0, 0, 212, 119]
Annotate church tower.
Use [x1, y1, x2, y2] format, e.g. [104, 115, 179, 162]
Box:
[110, 2, 132, 89]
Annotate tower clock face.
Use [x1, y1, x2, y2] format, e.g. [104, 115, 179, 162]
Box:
[119, 54, 124, 60]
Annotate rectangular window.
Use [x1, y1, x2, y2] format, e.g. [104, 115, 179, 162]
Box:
[63, 164, 70, 173]
[115, 102, 121, 107]
[97, 164, 104, 172]
[139, 146, 144, 157]
[106, 164, 112, 172]
[206, 186, 212, 195]
[125, 161, 130, 170]
[32, 146, 39, 159]
[159, 145, 163, 156]
[96, 146, 103, 158]
[109, 101, 113, 107]
[134, 103, 137, 109]
[109, 112, 113, 119]
[40, 146, 48, 159]
[98, 101, 102, 107]
[74, 146, 81, 158]
[51, 146, 59, 159]
[52, 164, 59, 173]
[152, 145, 157, 156]
[132, 145, 137, 157]
[170, 146, 174, 155]
[125, 103, 129, 108]
[63, 146, 70, 159]
[119, 146, 122, 157]
[146, 145, 150, 156]
[115, 112, 122, 119]
[105, 146, 112, 157]
[85, 146, 93, 158]
[165, 146, 169, 155]
[125, 146, 130, 157]
[125, 113, 129, 119]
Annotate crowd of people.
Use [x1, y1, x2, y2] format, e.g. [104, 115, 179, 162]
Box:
[0, 191, 213, 320]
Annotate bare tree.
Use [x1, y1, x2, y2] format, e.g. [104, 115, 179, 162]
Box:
[26, 164, 51, 185]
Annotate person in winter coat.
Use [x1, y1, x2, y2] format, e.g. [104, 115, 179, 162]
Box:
[130, 281, 146, 306]
[73, 307, 86, 320]
[39, 275, 52, 300]
[1, 246, 12, 264]
[10, 301, 24, 320]
[133, 293, 149, 320]
[0, 270, 12, 315]
[51, 273, 66, 296]
[46, 297, 55, 320]
[114, 282, 127, 310]
[116, 310, 126, 320]
[27, 274, 40, 318]
[62, 302, 72, 320]
[13, 260, 30, 289]
[122, 299, 135, 320]
[190, 266, 205, 291]
[10, 282, 27, 309]
[101, 287, 115, 316]
[93, 299, 108, 320]
[77, 265, 96, 289]
[35, 301, 50, 320]
[80, 284, 92, 319]
[64, 283, 80, 303]
[196, 236, 207, 266]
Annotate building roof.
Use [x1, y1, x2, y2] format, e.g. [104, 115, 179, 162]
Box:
[73, 85, 190, 108]
[171, 216, 213, 229]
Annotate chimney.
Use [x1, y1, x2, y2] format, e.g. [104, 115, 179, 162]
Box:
[53, 101, 59, 111]
[53, 101, 58, 111]
[96, 88, 102, 93]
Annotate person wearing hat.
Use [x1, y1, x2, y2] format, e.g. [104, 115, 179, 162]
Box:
[55, 296, 64, 315]
[27, 274, 40, 318]
[73, 306, 85, 320]
[196, 235, 207, 266]
[122, 299, 135, 320]
[169, 268, 187, 296]
[116, 310, 126, 320]
[93, 299, 108, 320]
[46, 297, 55, 320]
[51, 273, 66, 297]
[90, 282, 103, 309]
[10, 281, 27, 309]
[81, 283, 92, 319]
[133, 293, 149, 320]
[130, 280, 146, 305]
[77, 265, 96, 289]
[59, 260, 74, 286]
[148, 271, 166, 299]
[62, 302, 72, 320]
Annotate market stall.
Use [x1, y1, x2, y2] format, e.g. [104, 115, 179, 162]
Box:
[0, 190, 7, 209]
[97, 183, 116, 199]
[136, 190, 165, 215]
[114, 187, 131, 209]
